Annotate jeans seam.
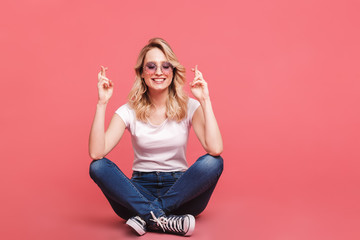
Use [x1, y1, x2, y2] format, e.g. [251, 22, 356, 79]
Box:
[106, 159, 163, 216]
[159, 154, 222, 212]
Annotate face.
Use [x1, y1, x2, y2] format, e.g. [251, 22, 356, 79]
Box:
[141, 48, 174, 93]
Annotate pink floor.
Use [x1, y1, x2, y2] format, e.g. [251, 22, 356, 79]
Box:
[2, 159, 358, 240]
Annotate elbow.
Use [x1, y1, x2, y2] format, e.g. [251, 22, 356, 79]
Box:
[208, 151, 223, 157]
[89, 152, 104, 160]
[204, 141, 223, 156]
[89, 146, 106, 160]
[206, 147, 223, 157]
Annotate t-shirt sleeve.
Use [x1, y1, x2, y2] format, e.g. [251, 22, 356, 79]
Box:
[187, 98, 201, 125]
[115, 104, 132, 129]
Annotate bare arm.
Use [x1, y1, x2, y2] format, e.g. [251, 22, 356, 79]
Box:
[89, 104, 126, 159]
[192, 98, 223, 156]
[88, 66, 126, 159]
[190, 65, 223, 156]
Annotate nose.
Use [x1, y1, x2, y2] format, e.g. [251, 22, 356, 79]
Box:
[155, 65, 163, 75]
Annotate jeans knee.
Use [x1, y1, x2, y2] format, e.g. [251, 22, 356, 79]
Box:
[89, 158, 110, 180]
[199, 154, 224, 176]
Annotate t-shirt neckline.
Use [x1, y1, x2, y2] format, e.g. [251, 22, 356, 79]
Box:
[146, 118, 168, 127]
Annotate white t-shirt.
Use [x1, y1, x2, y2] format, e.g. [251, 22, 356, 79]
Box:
[115, 98, 200, 172]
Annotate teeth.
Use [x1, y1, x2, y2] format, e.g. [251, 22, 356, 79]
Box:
[152, 78, 165, 82]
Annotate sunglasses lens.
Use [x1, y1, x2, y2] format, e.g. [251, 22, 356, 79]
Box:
[145, 63, 157, 74]
[161, 62, 173, 74]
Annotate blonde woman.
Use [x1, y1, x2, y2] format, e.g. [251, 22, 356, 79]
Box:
[89, 38, 223, 236]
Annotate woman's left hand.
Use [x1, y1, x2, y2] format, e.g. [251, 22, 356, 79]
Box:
[190, 65, 210, 101]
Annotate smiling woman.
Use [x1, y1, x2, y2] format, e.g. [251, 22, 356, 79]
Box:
[88, 38, 223, 237]
[130, 40, 188, 123]
[142, 50, 173, 87]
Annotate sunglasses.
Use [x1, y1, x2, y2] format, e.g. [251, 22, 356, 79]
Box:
[143, 61, 174, 75]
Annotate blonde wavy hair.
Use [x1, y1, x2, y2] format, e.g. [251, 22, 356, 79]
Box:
[128, 38, 188, 122]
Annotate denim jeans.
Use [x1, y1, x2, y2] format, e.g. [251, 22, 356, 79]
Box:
[89, 154, 223, 224]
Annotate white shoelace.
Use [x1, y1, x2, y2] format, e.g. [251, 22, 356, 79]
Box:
[150, 211, 184, 233]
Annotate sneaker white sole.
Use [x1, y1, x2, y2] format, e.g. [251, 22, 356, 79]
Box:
[126, 219, 146, 236]
[184, 214, 195, 236]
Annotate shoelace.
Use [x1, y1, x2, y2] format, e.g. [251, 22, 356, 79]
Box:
[150, 211, 185, 233]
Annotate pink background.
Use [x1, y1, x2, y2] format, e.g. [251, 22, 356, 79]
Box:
[1, 0, 359, 239]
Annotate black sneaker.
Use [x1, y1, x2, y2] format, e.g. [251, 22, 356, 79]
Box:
[149, 211, 195, 236]
[126, 216, 147, 236]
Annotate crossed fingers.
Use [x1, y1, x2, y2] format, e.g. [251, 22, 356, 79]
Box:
[98, 66, 113, 88]
[190, 65, 206, 87]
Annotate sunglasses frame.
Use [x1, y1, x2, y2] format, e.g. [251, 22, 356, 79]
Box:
[142, 61, 175, 75]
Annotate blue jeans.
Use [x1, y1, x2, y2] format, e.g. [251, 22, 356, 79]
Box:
[89, 154, 223, 224]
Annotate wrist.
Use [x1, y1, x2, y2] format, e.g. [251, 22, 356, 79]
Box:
[199, 96, 211, 105]
[97, 101, 108, 107]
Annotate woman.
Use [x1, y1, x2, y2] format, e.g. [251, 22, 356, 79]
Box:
[89, 38, 223, 236]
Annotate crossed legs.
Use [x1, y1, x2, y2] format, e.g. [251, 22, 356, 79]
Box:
[89, 154, 224, 224]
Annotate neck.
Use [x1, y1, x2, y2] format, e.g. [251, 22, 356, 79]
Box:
[148, 89, 168, 109]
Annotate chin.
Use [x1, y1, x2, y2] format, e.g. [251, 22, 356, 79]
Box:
[150, 86, 170, 92]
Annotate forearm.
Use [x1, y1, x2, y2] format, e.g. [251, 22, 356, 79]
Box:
[88, 102, 107, 159]
[199, 97, 223, 156]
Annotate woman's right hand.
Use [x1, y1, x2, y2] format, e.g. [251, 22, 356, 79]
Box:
[97, 66, 114, 104]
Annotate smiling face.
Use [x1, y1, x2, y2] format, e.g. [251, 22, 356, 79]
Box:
[141, 47, 174, 93]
